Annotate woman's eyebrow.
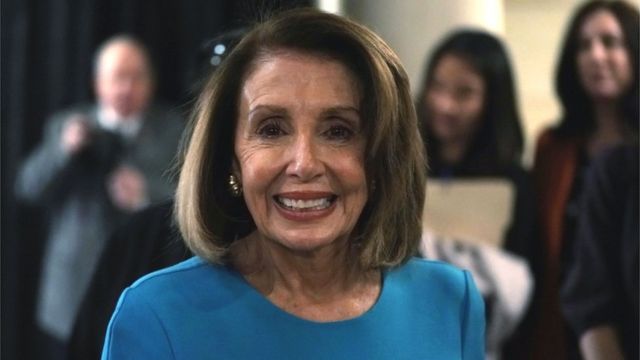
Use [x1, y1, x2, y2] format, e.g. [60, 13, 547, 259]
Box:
[320, 106, 360, 117]
[247, 105, 288, 117]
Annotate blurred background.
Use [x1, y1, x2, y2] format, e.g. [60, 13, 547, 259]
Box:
[2, 0, 638, 359]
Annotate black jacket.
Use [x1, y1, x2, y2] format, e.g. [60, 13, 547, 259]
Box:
[68, 200, 191, 360]
[561, 145, 639, 359]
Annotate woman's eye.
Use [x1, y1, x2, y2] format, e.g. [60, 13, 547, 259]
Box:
[257, 121, 285, 138]
[429, 81, 445, 93]
[601, 35, 623, 49]
[578, 38, 591, 52]
[455, 87, 473, 100]
[324, 125, 355, 141]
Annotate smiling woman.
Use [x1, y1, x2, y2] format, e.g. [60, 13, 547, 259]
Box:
[234, 53, 367, 259]
[101, 8, 485, 359]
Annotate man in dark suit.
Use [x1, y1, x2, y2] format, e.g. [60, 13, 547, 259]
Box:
[15, 35, 183, 358]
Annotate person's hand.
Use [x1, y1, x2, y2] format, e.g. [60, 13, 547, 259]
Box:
[61, 115, 91, 154]
[107, 165, 148, 212]
[580, 326, 625, 360]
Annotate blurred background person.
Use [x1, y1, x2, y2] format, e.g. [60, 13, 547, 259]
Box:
[416, 30, 538, 360]
[14, 35, 184, 359]
[561, 144, 638, 360]
[532, 1, 638, 358]
[68, 29, 247, 360]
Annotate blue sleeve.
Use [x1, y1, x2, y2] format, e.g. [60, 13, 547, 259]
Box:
[461, 270, 485, 360]
[101, 287, 174, 360]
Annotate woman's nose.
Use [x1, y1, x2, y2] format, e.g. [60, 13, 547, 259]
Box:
[432, 92, 456, 116]
[285, 133, 324, 181]
[586, 40, 607, 63]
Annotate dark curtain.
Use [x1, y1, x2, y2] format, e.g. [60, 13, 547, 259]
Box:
[1, 0, 310, 358]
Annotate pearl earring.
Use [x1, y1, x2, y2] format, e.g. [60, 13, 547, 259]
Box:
[228, 174, 242, 197]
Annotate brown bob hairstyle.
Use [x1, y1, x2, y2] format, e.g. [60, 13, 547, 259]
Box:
[175, 8, 426, 269]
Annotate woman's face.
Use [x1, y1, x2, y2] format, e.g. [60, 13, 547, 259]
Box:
[234, 51, 368, 253]
[577, 9, 632, 101]
[425, 54, 485, 145]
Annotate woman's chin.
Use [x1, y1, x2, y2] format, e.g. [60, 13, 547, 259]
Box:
[585, 84, 626, 102]
[268, 231, 349, 255]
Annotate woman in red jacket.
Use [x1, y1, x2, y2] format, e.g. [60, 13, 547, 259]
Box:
[532, 1, 638, 358]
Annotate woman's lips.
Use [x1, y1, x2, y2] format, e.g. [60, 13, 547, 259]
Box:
[273, 191, 337, 221]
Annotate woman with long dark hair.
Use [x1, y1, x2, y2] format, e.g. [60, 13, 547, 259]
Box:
[532, 1, 638, 358]
[417, 30, 524, 177]
[417, 30, 537, 359]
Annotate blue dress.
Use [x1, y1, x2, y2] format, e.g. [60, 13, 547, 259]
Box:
[102, 257, 485, 359]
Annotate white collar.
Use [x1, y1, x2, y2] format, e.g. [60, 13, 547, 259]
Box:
[97, 107, 143, 140]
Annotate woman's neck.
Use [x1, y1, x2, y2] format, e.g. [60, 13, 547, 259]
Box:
[440, 138, 468, 166]
[594, 100, 621, 129]
[230, 232, 380, 321]
[588, 100, 625, 157]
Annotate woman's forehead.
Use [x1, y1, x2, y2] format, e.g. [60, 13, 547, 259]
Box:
[239, 51, 362, 109]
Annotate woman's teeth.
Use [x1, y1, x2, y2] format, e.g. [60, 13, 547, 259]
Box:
[277, 196, 333, 211]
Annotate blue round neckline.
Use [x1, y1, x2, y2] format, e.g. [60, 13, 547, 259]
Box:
[223, 264, 389, 326]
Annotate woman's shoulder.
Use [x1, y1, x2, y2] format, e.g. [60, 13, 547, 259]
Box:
[533, 125, 584, 171]
[121, 257, 232, 301]
[389, 258, 474, 299]
[535, 125, 583, 152]
[104, 257, 234, 358]
[399, 257, 466, 275]
[535, 126, 562, 151]
[499, 162, 532, 188]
